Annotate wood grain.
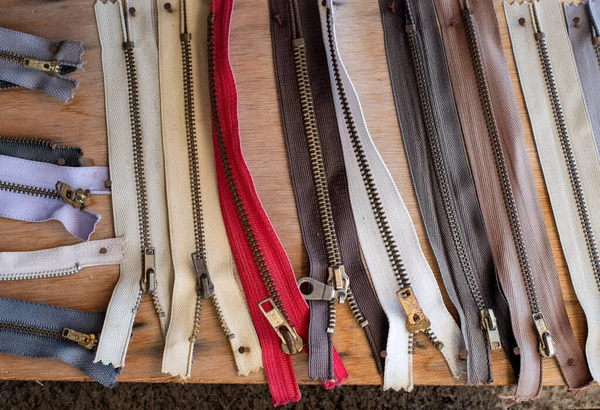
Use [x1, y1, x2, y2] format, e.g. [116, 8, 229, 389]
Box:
[0, 0, 585, 387]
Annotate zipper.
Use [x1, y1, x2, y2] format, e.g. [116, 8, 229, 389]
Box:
[0, 136, 83, 167]
[207, 12, 303, 356]
[589, 1, 600, 67]
[461, 4, 554, 359]
[324, 6, 432, 347]
[0, 322, 98, 351]
[121, 3, 166, 331]
[402, 1, 500, 351]
[288, 0, 348, 338]
[0, 52, 62, 75]
[0, 180, 91, 210]
[531, 7, 600, 297]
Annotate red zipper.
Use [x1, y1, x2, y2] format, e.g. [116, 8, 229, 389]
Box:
[207, 0, 347, 405]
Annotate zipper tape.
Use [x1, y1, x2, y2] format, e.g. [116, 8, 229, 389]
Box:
[94, 0, 174, 368]
[270, 0, 388, 378]
[565, 1, 600, 158]
[380, 0, 517, 385]
[271, 0, 336, 381]
[208, 0, 347, 405]
[0, 297, 120, 387]
[0, 237, 124, 281]
[158, 0, 262, 378]
[0, 136, 83, 167]
[0, 154, 109, 241]
[0, 26, 83, 101]
[435, 0, 591, 404]
[507, 0, 600, 383]
[321, 0, 464, 391]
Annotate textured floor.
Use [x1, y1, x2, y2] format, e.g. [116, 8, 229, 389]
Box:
[0, 382, 599, 409]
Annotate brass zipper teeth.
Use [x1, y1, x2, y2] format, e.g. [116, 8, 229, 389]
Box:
[462, 8, 541, 315]
[0, 322, 98, 351]
[325, 9, 409, 291]
[292, 35, 342, 334]
[404, 5, 485, 313]
[0, 136, 59, 151]
[0, 52, 61, 75]
[212, 294, 234, 338]
[2, 264, 81, 281]
[207, 13, 288, 320]
[0, 180, 60, 200]
[533, 23, 600, 291]
[347, 286, 368, 328]
[122, 7, 163, 324]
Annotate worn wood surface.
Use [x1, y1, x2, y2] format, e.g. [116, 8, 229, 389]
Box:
[0, 0, 585, 387]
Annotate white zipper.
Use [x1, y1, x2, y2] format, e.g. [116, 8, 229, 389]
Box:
[0, 238, 124, 281]
[320, 0, 464, 391]
[94, 0, 173, 368]
[158, 0, 262, 377]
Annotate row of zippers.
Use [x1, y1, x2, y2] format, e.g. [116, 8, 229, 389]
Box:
[1, 0, 599, 407]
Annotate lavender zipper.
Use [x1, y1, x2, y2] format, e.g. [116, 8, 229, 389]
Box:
[0, 154, 110, 240]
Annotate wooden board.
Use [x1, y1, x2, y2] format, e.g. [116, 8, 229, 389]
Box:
[0, 0, 585, 387]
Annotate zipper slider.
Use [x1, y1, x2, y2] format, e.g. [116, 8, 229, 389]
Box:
[141, 247, 157, 293]
[56, 181, 91, 211]
[22, 58, 60, 75]
[396, 286, 431, 333]
[258, 298, 304, 355]
[533, 312, 555, 358]
[61, 328, 98, 350]
[480, 308, 502, 350]
[191, 252, 214, 299]
[328, 265, 349, 303]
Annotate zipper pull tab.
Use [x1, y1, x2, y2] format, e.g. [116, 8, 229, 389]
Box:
[56, 181, 91, 210]
[141, 247, 157, 293]
[298, 277, 336, 301]
[327, 265, 349, 303]
[23, 58, 60, 75]
[192, 252, 214, 299]
[396, 286, 431, 333]
[480, 308, 502, 350]
[61, 328, 98, 350]
[533, 313, 555, 358]
[258, 298, 304, 355]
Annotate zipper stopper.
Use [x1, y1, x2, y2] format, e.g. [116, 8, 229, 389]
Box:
[258, 298, 304, 355]
[61, 328, 98, 350]
[396, 286, 431, 333]
[593, 36, 600, 45]
[56, 181, 91, 210]
[533, 313, 555, 358]
[141, 247, 157, 293]
[192, 252, 214, 299]
[292, 38, 305, 48]
[23, 58, 60, 75]
[405, 24, 416, 33]
[480, 309, 502, 350]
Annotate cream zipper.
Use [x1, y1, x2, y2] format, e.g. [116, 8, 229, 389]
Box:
[158, 0, 262, 377]
[94, 0, 173, 368]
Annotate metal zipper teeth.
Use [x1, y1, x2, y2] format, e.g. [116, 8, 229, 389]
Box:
[0, 180, 60, 200]
[0, 136, 83, 156]
[463, 7, 555, 357]
[1, 264, 81, 281]
[462, 8, 540, 314]
[0, 322, 98, 351]
[533, 26, 600, 292]
[325, 7, 436, 344]
[180, 7, 232, 342]
[122, 21, 164, 321]
[292, 37, 343, 334]
[207, 13, 287, 320]
[404, 6, 486, 314]
[346, 286, 368, 328]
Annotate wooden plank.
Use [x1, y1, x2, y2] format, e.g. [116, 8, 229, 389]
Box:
[0, 0, 584, 387]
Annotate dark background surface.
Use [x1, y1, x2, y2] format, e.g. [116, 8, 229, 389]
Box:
[0, 382, 598, 409]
